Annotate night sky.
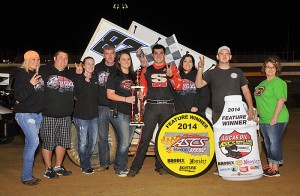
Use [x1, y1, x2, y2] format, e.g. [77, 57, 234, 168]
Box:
[1, 1, 299, 59]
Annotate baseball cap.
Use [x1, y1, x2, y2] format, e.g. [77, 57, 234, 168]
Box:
[217, 46, 231, 54]
[24, 50, 39, 61]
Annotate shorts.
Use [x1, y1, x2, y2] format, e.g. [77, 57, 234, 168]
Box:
[40, 116, 71, 150]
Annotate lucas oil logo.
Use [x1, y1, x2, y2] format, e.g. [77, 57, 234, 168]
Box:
[218, 130, 253, 159]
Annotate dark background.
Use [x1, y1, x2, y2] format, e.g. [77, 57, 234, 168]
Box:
[1, 1, 299, 60]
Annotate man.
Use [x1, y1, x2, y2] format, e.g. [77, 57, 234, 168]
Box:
[39, 50, 75, 178]
[94, 45, 117, 171]
[195, 46, 254, 124]
[127, 44, 183, 177]
[195, 46, 254, 174]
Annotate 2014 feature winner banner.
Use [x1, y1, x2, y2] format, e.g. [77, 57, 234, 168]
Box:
[155, 112, 215, 178]
[81, 18, 150, 70]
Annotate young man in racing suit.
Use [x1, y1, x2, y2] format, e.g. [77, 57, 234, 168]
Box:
[127, 44, 183, 177]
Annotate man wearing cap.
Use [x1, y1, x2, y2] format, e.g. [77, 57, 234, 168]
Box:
[195, 46, 254, 124]
[195, 46, 254, 175]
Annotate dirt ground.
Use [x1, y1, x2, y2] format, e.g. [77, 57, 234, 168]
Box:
[1, 109, 300, 196]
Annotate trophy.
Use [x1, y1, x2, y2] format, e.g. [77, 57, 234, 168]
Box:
[130, 69, 145, 126]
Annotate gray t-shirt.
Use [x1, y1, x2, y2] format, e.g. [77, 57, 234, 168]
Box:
[203, 66, 248, 123]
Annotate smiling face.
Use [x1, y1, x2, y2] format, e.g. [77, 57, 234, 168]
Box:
[264, 62, 277, 78]
[182, 56, 194, 73]
[152, 48, 165, 65]
[28, 56, 40, 71]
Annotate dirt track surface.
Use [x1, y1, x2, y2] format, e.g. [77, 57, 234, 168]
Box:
[1, 109, 300, 196]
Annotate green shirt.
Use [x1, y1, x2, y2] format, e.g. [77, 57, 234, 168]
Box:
[254, 76, 289, 123]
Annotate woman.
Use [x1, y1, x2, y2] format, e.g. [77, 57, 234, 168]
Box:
[254, 57, 289, 177]
[174, 54, 210, 116]
[106, 50, 137, 177]
[14, 50, 44, 185]
[73, 56, 99, 174]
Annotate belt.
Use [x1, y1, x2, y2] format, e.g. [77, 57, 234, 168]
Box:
[146, 99, 174, 104]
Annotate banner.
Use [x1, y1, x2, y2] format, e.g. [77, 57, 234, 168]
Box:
[128, 21, 217, 72]
[143, 35, 182, 67]
[81, 18, 150, 70]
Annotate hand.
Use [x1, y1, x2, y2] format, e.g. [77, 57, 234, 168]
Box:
[75, 62, 83, 74]
[191, 107, 198, 113]
[166, 64, 173, 77]
[137, 49, 148, 68]
[270, 117, 277, 126]
[247, 108, 254, 121]
[125, 96, 136, 104]
[137, 90, 145, 100]
[30, 73, 41, 86]
[198, 56, 205, 70]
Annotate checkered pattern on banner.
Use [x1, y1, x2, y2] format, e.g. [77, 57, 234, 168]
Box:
[143, 34, 182, 67]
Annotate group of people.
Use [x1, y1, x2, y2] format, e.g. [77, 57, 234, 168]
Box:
[195, 46, 289, 177]
[14, 44, 289, 186]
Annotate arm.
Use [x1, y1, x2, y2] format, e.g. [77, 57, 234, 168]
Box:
[140, 67, 148, 97]
[270, 98, 286, 125]
[241, 84, 254, 120]
[14, 70, 36, 103]
[106, 89, 135, 104]
[195, 56, 207, 88]
[168, 64, 183, 90]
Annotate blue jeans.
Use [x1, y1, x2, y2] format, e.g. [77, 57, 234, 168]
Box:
[260, 122, 287, 165]
[98, 106, 111, 167]
[15, 113, 42, 181]
[110, 111, 135, 172]
[73, 117, 98, 170]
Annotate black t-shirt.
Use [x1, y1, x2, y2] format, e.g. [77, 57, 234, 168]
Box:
[106, 72, 137, 115]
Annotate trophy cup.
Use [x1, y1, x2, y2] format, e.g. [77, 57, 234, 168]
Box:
[130, 69, 145, 126]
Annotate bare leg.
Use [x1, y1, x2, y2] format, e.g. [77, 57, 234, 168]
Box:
[42, 148, 53, 169]
[55, 146, 66, 166]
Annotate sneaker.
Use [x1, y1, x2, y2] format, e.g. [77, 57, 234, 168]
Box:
[127, 170, 139, 177]
[97, 166, 109, 172]
[44, 167, 59, 179]
[53, 166, 72, 176]
[155, 168, 168, 175]
[21, 179, 39, 186]
[116, 170, 128, 177]
[82, 168, 95, 174]
[263, 165, 271, 173]
[263, 168, 280, 177]
[123, 169, 129, 175]
[213, 169, 219, 175]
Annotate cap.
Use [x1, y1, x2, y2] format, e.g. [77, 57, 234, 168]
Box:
[24, 50, 39, 61]
[217, 46, 231, 54]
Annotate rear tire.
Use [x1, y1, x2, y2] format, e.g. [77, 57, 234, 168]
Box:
[67, 123, 117, 168]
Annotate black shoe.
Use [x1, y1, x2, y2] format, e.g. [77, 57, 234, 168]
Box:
[97, 166, 109, 172]
[32, 176, 41, 182]
[127, 170, 139, 177]
[82, 168, 95, 174]
[155, 168, 168, 175]
[44, 167, 59, 179]
[21, 179, 39, 186]
[53, 166, 72, 176]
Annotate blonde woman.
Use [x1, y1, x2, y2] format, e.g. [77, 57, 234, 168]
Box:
[14, 50, 44, 185]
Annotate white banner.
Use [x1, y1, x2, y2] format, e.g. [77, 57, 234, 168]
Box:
[128, 21, 217, 72]
[81, 18, 151, 70]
